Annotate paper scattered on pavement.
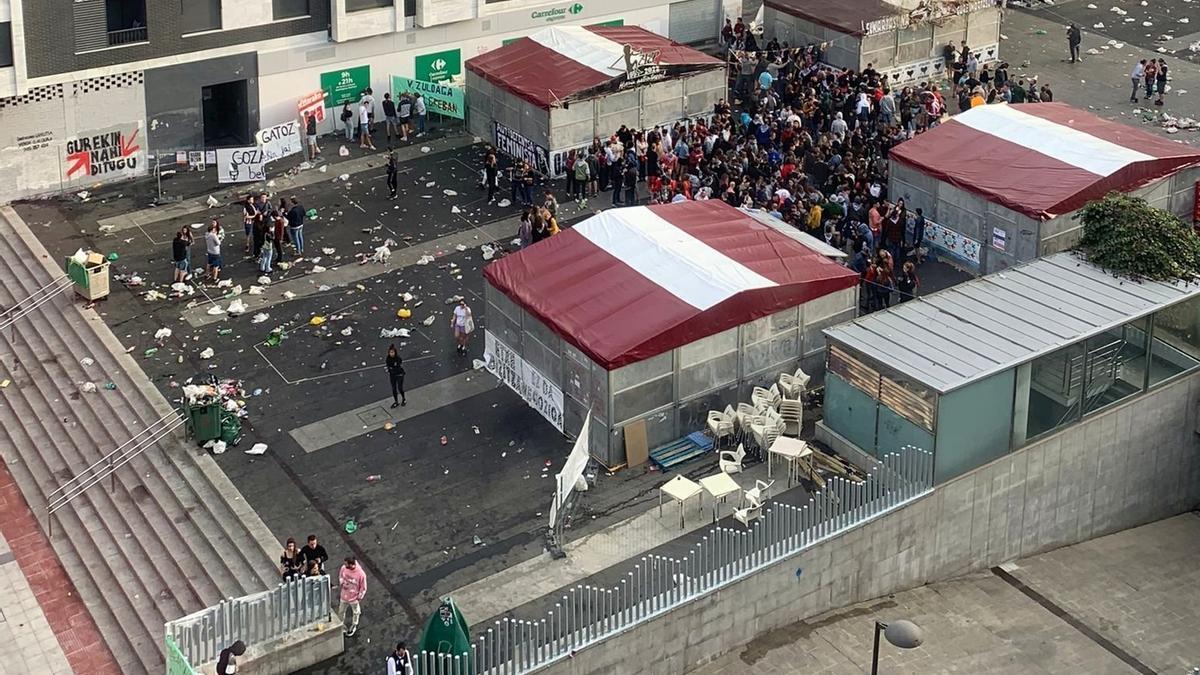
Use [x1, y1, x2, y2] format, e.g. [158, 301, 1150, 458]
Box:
[199, 347, 215, 359]
[246, 443, 268, 455]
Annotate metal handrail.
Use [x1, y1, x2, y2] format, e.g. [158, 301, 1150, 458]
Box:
[46, 410, 186, 529]
[0, 275, 72, 331]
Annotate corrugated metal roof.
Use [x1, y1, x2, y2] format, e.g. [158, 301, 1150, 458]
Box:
[823, 252, 1200, 393]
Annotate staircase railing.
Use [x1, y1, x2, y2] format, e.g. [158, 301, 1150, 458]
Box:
[0, 274, 72, 332]
[45, 410, 187, 536]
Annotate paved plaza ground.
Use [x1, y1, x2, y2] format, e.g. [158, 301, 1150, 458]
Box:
[690, 512, 1200, 675]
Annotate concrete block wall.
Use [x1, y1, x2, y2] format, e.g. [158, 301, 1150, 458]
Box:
[539, 372, 1200, 675]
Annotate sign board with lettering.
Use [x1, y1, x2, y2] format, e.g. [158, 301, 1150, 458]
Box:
[63, 124, 143, 185]
[531, 2, 585, 24]
[494, 122, 549, 175]
[298, 89, 327, 123]
[391, 76, 465, 119]
[485, 330, 564, 431]
[415, 48, 461, 83]
[255, 121, 302, 163]
[216, 146, 266, 184]
[620, 45, 665, 88]
[320, 66, 371, 107]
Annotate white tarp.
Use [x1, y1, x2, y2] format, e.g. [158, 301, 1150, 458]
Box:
[574, 207, 777, 310]
[485, 330, 564, 431]
[953, 104, 1152, 177]
[528, 25, 627, 78]
[549, 412, 591, 529]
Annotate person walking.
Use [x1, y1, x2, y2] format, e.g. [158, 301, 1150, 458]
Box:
[205, 219, 224, 284]
[387, 642, 415, 675]
[359, 100, 376, 150]
[216, 640, 246, 675]
[172, 226, 193, 284]
[337, 557, 367, 637]
[286, 197, 305, 258]
[386, 344, 406, 408]
[280, 538, 303, 582]
[382, 93, 398, 143]
[1130, 59, 1145, 103]
[1067, 23, 1081, 63]
[450, 299, 474, 356]
[414, 93, 427, 137]
[341, 103, 355, 142]
[386, 151, 399, 199]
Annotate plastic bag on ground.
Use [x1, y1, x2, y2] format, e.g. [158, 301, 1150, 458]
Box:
[226, 298, 248, 316]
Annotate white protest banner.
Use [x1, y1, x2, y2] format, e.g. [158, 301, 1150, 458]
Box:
[255, 121, 302, 163]
[484, 330, 564, 431]
[216, 146, 266, 184]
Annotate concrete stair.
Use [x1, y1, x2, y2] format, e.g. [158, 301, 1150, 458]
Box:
[0, 206, 282, 675]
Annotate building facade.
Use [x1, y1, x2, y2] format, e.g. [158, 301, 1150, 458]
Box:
[0, 0, 739, 202]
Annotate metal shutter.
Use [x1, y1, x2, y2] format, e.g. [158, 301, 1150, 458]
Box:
[668, 0, 718, 45]
[73, 0, 109, 53]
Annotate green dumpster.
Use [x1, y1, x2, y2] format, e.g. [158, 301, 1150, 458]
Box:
[420, 597, 471, 662]
[186, 402, 223, 442]
[64, 257, 110, 301]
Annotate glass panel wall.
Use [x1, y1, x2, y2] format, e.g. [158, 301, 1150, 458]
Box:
[1082, 318, 1148, 415]
[1149, 295, 1200, 386]
[1021, 342, 1085, 442]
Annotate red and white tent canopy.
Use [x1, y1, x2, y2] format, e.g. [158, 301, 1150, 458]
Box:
[466, 24, 722, 110]
[483, 201, 859, 370]
[890, 103, 1200, 221]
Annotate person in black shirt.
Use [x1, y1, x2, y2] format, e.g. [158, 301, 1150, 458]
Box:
[286, 197, 305, 258]
[386, 344, 406, 408]
[172, 226, 193, 283]
[216, 640, 245, 675]
[300, 535, 328, 576]
[386, 152, 398, 200]
[382, 93, 398, 142]
[304, 112, 320, 161]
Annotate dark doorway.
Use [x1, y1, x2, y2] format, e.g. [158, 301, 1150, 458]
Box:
[202, 80, 250, 147]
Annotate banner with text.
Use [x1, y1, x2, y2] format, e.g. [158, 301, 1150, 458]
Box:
[494, 122, 549, 175]
[390, 76, 465, 120]
[216, 146, 266, 184]
[255, 121, 302, 163]
[485, 330, 564, 432]
[298, 89, 327, 123]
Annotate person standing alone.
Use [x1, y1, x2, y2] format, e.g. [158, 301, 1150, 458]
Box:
[1066, 23, 1081, 63]
[451, 299, 474, 356]
[386, 151, 399, 199]
[337, 557, 367, 637]
[386, 344, 406, 408]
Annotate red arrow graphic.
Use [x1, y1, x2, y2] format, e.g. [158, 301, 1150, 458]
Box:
[66, 151, 91, 178]
[119, 128, 140, 157]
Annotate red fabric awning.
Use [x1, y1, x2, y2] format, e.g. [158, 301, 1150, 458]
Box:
[483, 201, 859, 370]
[466, 24, 722, 110]
[890, 103, 1200, 220]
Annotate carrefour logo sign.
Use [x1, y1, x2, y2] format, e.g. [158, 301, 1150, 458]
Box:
[532, 2, 584, 21]
[431, 58, 447, 71]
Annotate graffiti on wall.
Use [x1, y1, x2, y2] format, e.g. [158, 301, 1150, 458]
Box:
[64, 125, 142, 181]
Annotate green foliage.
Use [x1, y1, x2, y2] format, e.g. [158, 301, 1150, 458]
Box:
[1075, 192, 1200, 282]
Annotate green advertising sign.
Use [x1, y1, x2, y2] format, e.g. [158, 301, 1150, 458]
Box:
[415, 49, 462, 84]
[531, 2, 584, 23]
[391, 76, 465, 120]
[320, 65, 371, 107]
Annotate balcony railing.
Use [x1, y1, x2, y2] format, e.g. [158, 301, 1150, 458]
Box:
[107, 26, 147, 46]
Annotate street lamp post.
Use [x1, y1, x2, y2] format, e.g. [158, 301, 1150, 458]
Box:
[870, 619, 924, 675]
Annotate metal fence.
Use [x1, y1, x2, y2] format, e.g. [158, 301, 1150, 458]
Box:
[166, 574, 333, 666]
[409, 446, 934, 675]
[165, 635, 197, 675]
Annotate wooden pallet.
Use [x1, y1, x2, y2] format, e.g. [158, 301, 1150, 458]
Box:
[649, 432, 714, 471]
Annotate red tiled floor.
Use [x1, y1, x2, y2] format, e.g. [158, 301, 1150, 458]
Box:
[0, 459, 122, 675]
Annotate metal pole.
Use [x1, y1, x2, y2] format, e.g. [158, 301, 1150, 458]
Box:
[871, 621, 884, 675]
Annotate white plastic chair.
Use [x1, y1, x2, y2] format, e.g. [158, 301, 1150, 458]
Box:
[778, 372, 806, 399]
[706, 410, 734, 449]
[778, 398, 803, 437]
[751, 386, 773, 411]
[793, 367, 812, 390]
[745, 478, 775, 505]
[719, 443, 747, 475]
[733, 495, 762, 526]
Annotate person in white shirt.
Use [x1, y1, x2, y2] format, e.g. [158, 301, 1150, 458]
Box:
[413, 93, 427, 137]
[386, 642, 414, 675]
[358, 102, 375, 150]
[450, 300, 474, 355]
[1129, 59, 1145, 103]
[204, 219, 224, 284]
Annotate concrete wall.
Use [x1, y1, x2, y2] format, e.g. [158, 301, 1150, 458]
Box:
[0, 71, 146, 202]
[538, 371, 1200, 675]
[143, 52, 259, 154]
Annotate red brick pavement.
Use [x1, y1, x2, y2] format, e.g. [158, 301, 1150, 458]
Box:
[0, 459, 123, 675]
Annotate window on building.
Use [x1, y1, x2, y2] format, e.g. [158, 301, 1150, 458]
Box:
[273, 0, 310, 20]
[1149, 296, 1200, 386]
[404, 0, 416, 18]
[106, 0, 148, 46]
[181, 0, 222, 33]
[347, 0, 393, 10]
[1081, 318, 1149, 415]
[0, 23, 12, 68]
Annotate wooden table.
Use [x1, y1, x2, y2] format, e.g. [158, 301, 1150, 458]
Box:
[658, 475, 702, 530]
[768, 436, 812, 487]
[699, 472, 742, 523]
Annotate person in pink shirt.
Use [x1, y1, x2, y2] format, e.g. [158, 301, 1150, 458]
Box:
[338, 557, 367, 636]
